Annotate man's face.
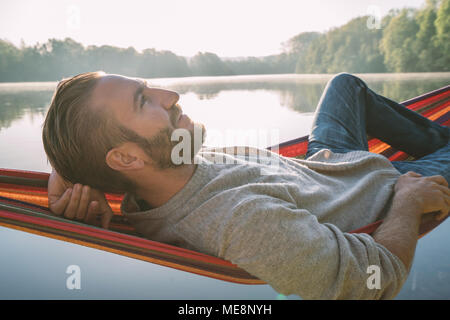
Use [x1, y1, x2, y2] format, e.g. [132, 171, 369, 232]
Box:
[91, 74, 205, 169]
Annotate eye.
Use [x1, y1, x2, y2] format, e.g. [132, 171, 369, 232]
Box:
[140, 95, 148, 108]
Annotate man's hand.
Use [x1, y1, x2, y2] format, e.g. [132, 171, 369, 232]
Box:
[47, 168, 113, 229]
[394, 171, 450, 221]
[372, 171, 449, 271]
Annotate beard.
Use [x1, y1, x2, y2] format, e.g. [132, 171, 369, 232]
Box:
[122, 103, 206, 170]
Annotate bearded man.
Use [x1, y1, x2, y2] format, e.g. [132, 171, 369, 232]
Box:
[42, 71, 450, 299]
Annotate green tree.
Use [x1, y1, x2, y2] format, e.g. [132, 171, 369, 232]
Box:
[0, 39, 22, 81]
[380, 8, 420, 72]
[281, 32, 320, 73]
[413, 0, 439, 71]
[434, 0, 450, 70]
[298, 17, 386, 73]
[1, 0, 450, 82]
[190, 52, 233, 76]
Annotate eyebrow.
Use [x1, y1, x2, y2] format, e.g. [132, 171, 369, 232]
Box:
[132, 79, 148, 111]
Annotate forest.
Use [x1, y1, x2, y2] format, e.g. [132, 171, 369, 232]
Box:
[0, 0, 448, 82]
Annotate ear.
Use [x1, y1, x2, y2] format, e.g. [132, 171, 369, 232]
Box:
[105, 143, 145, 172]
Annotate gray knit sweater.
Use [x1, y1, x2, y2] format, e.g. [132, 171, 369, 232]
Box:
[120, 146, 407, 299]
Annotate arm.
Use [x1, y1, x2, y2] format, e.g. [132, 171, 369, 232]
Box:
[215, 172, 449, 299]
[372, 171, 450, 272]
[209, 197, 409, 299]
[372, 193, 421, 273]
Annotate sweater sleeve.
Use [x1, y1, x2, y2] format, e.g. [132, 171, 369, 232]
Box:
[218, 196, 408, 300]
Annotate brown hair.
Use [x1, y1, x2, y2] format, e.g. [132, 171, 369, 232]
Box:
[42, 71, 137, 194]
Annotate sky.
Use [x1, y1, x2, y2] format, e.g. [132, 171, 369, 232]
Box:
[1, 0, 426, 57]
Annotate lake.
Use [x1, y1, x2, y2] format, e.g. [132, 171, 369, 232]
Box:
[0, 73, 449, 299]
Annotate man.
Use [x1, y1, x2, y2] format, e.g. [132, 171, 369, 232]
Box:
[43, 71, 450, 299]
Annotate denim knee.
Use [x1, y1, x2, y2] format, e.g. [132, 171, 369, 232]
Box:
[328, 72, 362, 91]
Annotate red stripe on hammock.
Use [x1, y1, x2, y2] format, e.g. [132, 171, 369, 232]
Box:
[407, 90, 450, 112]
[421, 101, 450, 118]
[0, 168, 50, 180]
[0, 209, 236, 267]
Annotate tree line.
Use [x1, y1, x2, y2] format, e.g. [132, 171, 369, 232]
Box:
[291, 0, 449, 73]
[0, 0, 448, 82]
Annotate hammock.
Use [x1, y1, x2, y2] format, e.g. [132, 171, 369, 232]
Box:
[0, 84, 449, 285]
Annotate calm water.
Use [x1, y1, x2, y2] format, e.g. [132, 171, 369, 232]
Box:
[0, 73, 449, 299]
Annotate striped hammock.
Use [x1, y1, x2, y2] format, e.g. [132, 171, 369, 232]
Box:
[0, 84, 449, 285]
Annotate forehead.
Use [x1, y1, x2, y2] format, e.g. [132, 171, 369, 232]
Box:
[90, 74, 139, 121]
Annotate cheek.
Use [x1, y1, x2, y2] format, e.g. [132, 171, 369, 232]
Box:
[134, 109, 172, 135]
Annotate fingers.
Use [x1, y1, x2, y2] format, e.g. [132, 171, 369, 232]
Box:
[436, 190, 450, 221]
[437, 185, 450, 197]
[49, 182, 114, 229]
[101, 207, 114, 230]
[83, 199, 113, 229]
[49, 187, 73, 215]
[99, 197, 114, 230]
[406, 171, 422, 177]
[436, 205, 449, 221]
[64, 184, 83, 219]
[75, 185, 91, 220]
[84, 201, 98, 225]
[426, 175, 449, 188]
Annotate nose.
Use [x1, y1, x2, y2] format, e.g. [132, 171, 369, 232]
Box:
[150, 88, 180, 110]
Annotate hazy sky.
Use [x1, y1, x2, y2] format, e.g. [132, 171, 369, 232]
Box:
[1, 0, 426, 57]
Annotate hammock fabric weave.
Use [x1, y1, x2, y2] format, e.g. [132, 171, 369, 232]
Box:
[0, 84, 449, 285]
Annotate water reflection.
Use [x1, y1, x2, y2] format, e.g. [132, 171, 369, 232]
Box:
[1, 74, 448, 132]
[366, 80, 450, 103]
[166, 77, 449, 113]
[0, 90, 53, 131]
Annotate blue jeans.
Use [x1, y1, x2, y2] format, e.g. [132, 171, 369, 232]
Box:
[305, 73, 450, 184]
